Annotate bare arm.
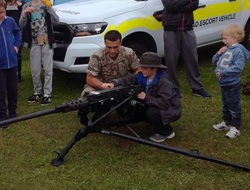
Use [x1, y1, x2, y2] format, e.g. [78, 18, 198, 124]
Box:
[86, 74, 105, 89]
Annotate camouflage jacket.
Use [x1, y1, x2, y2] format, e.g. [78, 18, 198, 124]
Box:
[86, 46, 138, 82]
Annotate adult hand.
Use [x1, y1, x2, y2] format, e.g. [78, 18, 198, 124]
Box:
[101, 83, 114, 89]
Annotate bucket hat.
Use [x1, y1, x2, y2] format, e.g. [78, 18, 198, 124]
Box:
[139, 52, 167, 69]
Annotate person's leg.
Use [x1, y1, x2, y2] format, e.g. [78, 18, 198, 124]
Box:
[41, 44, 53, 96]
[221, 87, 232, 124]
[224, 83, 241, 138]
[163, 30, 181, 89]
[6, 67, 18, 118]
[146, 107, 173, 136]
[213, 87, 231, 131]
[30, 45, 43, 95]
[181, 30, 203, 90]
[0, 69, 7, 120]
[17, 45, 23, 82]
[226, 83, 241, 128]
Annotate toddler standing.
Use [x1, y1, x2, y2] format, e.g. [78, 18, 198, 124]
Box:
[212, 24, 250, 138]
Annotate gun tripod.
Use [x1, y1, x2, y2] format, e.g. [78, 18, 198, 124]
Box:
[51, 95, 141, 166]
[51, 103, 250, 172]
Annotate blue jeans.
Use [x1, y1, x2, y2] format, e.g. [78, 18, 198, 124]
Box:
[221, 82, 241, 128]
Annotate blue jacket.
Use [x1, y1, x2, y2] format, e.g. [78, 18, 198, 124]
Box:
[0, 16, 22, 69]
[212, 44, 250, 86]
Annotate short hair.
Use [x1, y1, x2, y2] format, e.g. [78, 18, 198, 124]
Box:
[221, 24, 245, 42]
[0, 0, 7, 9]
[104, 30, 122, 41]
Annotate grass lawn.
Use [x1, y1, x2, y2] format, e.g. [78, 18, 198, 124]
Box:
[0, 45, 250, 190]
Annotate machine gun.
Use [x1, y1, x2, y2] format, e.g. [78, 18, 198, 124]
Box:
[0, 85, 250, 172]
[0, 85, 142, 126]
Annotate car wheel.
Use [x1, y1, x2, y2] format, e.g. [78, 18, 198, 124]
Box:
[123, 42, 148, 58]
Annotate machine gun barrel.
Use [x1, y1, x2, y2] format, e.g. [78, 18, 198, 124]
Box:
[0, 98, 89, 126]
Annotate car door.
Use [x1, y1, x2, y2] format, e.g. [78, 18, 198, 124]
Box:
[194, 0, 241, 47]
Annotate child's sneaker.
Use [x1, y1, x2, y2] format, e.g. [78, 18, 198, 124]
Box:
[149, 132, 175, 143]
[225, 127, 240, 139]
[27, 93, 42, 103]
[41, 96, 51, 106]
[213, 121, 230, 131]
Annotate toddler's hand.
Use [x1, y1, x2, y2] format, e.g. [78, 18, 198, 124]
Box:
[217, 46, 227, 55]
[216, 71, 222, 80]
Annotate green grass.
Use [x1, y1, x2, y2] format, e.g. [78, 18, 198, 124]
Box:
[1, 45, 250, 190]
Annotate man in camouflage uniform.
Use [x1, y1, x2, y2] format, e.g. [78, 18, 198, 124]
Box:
[81, 30, 139, 96]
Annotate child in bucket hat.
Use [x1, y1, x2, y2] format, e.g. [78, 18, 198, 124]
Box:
[106, 52, 182, 143]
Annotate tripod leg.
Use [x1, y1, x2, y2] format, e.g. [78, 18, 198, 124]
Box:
[51, 127, 90, 166]
[51, 98, 136, 166]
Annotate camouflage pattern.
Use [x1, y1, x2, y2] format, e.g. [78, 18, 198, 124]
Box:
[86, 46, 138, 83]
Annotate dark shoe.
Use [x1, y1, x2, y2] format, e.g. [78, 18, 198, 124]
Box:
[28, 93, 42, 103]
[192, 89, 211, 98]
[9, 112, 17, 119]
[41, 96, 52, 106]
[0, 116, 9, 129]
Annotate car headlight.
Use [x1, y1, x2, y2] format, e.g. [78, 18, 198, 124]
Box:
[69, 22, 108, 37]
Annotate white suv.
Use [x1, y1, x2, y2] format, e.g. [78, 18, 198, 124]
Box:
[52, 0, 250, 73]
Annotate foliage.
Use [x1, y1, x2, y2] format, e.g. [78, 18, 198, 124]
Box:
[0, 45, 250, 190]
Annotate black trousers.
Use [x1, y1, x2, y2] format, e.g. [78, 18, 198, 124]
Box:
[135, 106, 173, 136]
[0, 67, 18, 119]
[17, 45, 23, 79]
